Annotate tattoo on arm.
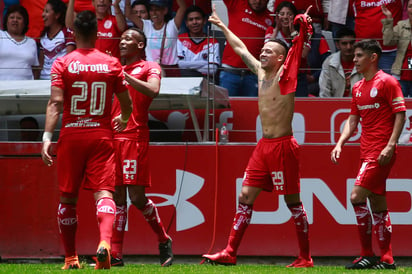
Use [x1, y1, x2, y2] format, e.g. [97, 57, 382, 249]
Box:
[240, 53, 259, 74]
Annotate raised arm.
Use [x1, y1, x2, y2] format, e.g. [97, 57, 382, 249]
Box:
[113, 0, 127, 32]
[208, 5, 260, 74]
[173, 0, 187, 29]
[65, 0, 75, 30]
[124, 0, 143, 30]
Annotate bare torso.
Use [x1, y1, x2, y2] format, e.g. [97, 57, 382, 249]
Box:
[257, 66, 294, 139]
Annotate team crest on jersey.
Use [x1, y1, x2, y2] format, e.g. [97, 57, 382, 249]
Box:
[202, 53, 207, 60]
[182, 40, 191, 49]
[370, 87, 378, 98]
[265, 18, 272, 26]
[131, 67, 142, 75]
[104, 20, 112, 29]
[245, 8, 252, 15]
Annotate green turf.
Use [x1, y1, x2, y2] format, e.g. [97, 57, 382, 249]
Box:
[0, 263, 411, 273]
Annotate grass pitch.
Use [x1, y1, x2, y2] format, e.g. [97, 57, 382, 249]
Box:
[1, 258, 412, 274]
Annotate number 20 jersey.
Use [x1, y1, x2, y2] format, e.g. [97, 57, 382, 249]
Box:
[51, 48, 128, 139]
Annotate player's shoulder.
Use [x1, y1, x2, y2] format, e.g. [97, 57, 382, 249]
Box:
[145, 60, 161, 70]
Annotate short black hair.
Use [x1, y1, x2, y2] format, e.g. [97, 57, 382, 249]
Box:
[335, 27, 356, 42]
[266, 38, 290, 56]
[128, 27, 147, 50]
[41, 0, 67, 37]
[74, 10, 97, 38]
[132, 0, 150, 14]
[275, 1, 298, 16]
[184, 5, 206, 21]
[3, 5, 29, 35]
[353, 39, 382, 59]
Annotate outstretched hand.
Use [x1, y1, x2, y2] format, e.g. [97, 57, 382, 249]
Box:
[303, 5, 312, 24]
[381, 4, 392, 19]
[208, 4, 224, 28]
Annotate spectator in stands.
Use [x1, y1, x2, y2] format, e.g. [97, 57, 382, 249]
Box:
[353, 0, 402, 74]
[19, 116, 40, 141]
[266, 1, 309, 96]
[172, 0, 211, 34]
[319, 27, 362, 97]
[382, 1, 412, 97]
[177, 5, 219, 78]
[127, 0, 186, 77]
[131, 0, 150, 20]
[306, 29, 331, 96]
[0, 4, 39, 80]
[39, 0, 75, 80]
[327, 0, 355, 39]
[66, 0, 126, 59]
[124, 0, 150, 28]
[272, 0, 328, 33]
[219, 0, 272, 97]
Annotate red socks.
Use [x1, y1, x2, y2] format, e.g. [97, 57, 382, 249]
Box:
[140, 199, 169, 243]
[288, 202, 311, 260]
[96, 197, 116, 245]
[57, 203, 78, 258]
[353, 203, 374, 257]
[111, 204, 127, 259]
[373, 210, 393, 264]
[225, 203, 252, 256]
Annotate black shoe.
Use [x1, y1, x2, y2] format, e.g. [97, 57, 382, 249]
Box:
[159, 237, 173, 267]
[345, 256, 377, 269]
[111, 257, 124, 267]
[373, 261, 396, 270]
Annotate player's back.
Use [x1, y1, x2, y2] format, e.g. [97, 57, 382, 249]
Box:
[51, 48, 126, 139]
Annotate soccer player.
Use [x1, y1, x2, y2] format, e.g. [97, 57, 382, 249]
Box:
[41, 10, 132, 270]
[110, 28, 173, 267]
[331, 39, 406, 270]
[202, 6, 314, 268]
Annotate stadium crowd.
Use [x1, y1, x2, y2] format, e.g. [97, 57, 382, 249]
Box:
[0, 0, 411, 98]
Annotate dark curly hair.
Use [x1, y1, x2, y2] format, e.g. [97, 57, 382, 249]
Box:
[3, 4, 30, 35]
[41, 0, 67, 37]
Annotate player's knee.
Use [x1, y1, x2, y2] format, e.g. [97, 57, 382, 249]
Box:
[130, 194, 147, 209]
[350, 191, 366, 204]
[238, 192, 252, 205]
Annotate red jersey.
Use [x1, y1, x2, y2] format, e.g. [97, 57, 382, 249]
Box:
[51, 48, 127, 139]
[351, 70, 406, 159]
[353, 0, 401, 51]
[62, 0, 95, 13]
[279, 14, 312, 95]
[112, 60, 162, 141]
[223, 0, 273, 68]
[96, 14, 122, 59]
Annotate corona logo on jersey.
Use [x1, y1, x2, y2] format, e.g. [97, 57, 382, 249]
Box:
[68, 61, 110, 74]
